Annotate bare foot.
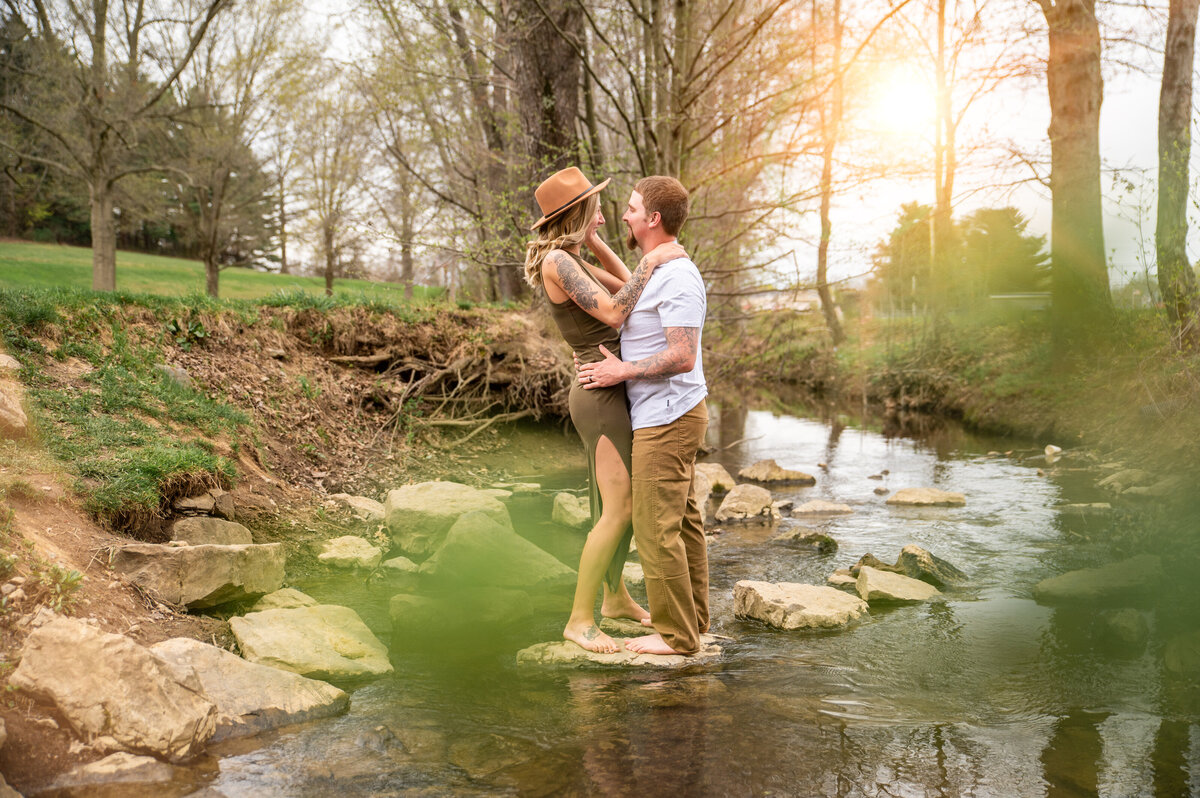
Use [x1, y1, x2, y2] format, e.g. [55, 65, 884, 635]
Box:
[601, 596, 651, 623]
[623, 633, 685, 656]
[640, 617, 653, 626]
[564, 621, 619, 654]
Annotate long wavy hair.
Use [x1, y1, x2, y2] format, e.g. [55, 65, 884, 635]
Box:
[524, 194, 600, 289]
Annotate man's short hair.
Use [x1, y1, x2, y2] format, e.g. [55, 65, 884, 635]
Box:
[634, 176, 689, 236]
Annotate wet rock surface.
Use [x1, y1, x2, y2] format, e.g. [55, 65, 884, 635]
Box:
[230, 604, 394, 684]
[1032, 554, 1164, 605]
[552, 492, 590, 529]
[516, 636, 723, 668]
[734, 581, 868, 629]
[715, 483, 775, 522]
[885, 487, 966, 507]
[738, 459, 816, 485]
[418, 510, 576, 589]
[855, 566, 942, 603]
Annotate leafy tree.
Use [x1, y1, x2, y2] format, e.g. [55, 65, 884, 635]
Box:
[960, 207, 1049, 296]
[873, 202, 933, 313]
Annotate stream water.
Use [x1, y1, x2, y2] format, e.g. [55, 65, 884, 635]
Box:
[91, 399, 1200, 796]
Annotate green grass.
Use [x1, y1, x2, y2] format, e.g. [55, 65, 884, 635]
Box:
[0, 240, 443, 303]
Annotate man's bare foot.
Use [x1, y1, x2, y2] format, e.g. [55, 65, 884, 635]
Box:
[624, 633, 685, 656]
[640, 617, 653, 626]
[564, 621, 619, 654]
[601, 595, 651, 623]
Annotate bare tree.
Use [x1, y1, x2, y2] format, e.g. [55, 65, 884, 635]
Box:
[1156, 0, 1200, 348]
[813, 0, 846, 345]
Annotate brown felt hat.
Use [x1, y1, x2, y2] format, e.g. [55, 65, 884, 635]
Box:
[530, 167, 610, 230]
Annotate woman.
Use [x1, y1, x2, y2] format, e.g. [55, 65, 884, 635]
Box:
[525, 167, 684, 653]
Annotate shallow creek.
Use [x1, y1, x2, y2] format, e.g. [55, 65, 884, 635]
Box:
[121, 401, 1200, 795]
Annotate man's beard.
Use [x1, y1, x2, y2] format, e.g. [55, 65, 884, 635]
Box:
[625, 229, 640, 251]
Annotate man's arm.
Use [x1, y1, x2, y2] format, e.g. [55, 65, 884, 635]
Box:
[578, 327, 698, 388]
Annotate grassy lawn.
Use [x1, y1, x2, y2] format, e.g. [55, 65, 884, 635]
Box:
[0, 240, 441, 303]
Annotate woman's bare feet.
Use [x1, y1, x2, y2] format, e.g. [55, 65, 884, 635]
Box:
[563, 620, 620, 654]
[601, 594, 651, 623]
[624, 632, 683, 655]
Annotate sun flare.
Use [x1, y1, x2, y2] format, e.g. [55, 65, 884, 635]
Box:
[866, 71, 937, 141]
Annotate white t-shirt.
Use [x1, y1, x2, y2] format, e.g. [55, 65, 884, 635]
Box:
[621, 257, 708, 430]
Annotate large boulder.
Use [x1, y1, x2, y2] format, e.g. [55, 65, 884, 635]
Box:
[384, 481, 511, 556]
[886, 487, 966, 507]
[230, 604, 393, 684]
[792, 499, 854, 516]
[316, 536, 383, 569]
[110, 542, 285, 608]
[715, 484, 775, 522]
[734, 581, 867, 629]
[694, 463, 736, 493]
[328, 493, 385, 522]
[738, 459, 816, 485]
[552, 492, 591, 529]
[10, 615, 216, 761]
[856, 566, 942, 603]
[150, 638, 349, 741]
[168, 517, 253, 546]
[516, 636, 723, 668]
[1032, 555, 1163, 606]
[897, 544, 968, 587]
[0, 382, 28, 440]
[418, 510, 576, 589]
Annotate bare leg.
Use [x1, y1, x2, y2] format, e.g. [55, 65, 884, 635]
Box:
[601, 579, 649, 622]
[564, 436, 632, 653]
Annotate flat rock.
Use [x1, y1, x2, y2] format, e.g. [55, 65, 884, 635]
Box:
[150, 638, 349, 741]
[384, 481, 511, 556]
[480, 488, 513, 500]
[694, 463, 736, 492]
[168, 517, 252, 546]
[622, 561, 644, 588]
[419, 510, 576, 589]
[0, 383, 28, 440]
[516, 636, 722, 668]
[827, 569, 857, 590]
[738, 459, 816, 485]
[252, 588, 318, 611]
[856, 566, 942, 603]
[792, 499, 854, 516]
[381, 555, 419, 574]
[773, 529, 837, 553]
[110, 542, 285, 608]
[491, 481, 541, 494]
[316, 535, 383, 569]
[1032, 555, 1163, 605]
[599, 617, 647, 636]
[897, 544, 968, 587]
[174, 493, 216, 514]
[886, 487, 966, 507]
[10, 615, 215, 761]
[1057, 503, 1113, 518]
[230, 604, 393, 684]
[552, 492, 591, 529]
[715, 483, 775, 522]
[49, 752, 180, 791]
[734, 581, 867, 629]
[328, 493, 385, 522]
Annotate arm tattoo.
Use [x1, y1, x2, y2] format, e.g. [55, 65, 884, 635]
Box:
[552, 252, 599, 311]
[611, 254, 655, 317]
[629, 327, 698, 379]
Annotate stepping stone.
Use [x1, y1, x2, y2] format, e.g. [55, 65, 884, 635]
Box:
[516, 636, 722, 668]
[856, 566, 941, 602]
[230, 604, 393, 684]
[384, 481, 511, 556]
[316, 535, 383, 569]
[599, 617, 647, 636]
[886, 487, 965, 507]
[792, 499, 854, 516]
[694, 463, 736, 492]
[419, 511, 576, 589]
[110, 543, 285, 609]
[715, 484, 774, 522]
[734, 581, 867, 629]
[773, 529, 837, 553]
[738, 459, 816, 485]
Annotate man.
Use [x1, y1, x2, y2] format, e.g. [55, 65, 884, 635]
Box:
[577, 176, 708, 656]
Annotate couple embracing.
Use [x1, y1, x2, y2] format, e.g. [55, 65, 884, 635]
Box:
[524, 167, 709, 657]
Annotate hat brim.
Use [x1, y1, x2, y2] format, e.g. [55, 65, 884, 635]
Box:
[530, 177, 611, 231]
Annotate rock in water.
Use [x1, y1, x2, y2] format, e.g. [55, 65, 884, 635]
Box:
[516, 636, 723, 668]
[694, 463, 736, 493]
[419, 510, 576, 589]
[715, 484, 774, 522]
[10, 615, 216, 761]
[1096, 609, 1148, 651]
[693, 468, 713, 524]
[552, 492, 591, 529]
[49, 753, 181, 792]
[733, 581, 867, 629]
[856, 566, 942, 603]
[791, 500, 854, 516]
[252, 588, 319, 611]
[110, 542, 285, 608]
[150, 638, 349, 741]
[850, 553, 902, 575]
[826, 569, 857, 590]
[773, 529, 837, 553]
[316, 535, 383, 569]
[168, 517, 253, 546]
[384, 481, 511, 556]
[738, 459, 816, 485]
[897, 544, 968, 587]
[230, 605, 393, 684]
[623, 561, 645, 588]
[885, 487, 966, 507]
[1032, 555, 1163, 606]
[391, 588, 533, 635]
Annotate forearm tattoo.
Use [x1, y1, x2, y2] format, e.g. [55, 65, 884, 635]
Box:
[629, 327, 698, 379]
[611, 254, 655, 318]
[552, 252, 599, 311]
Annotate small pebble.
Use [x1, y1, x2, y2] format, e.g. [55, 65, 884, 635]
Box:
[10, 577, 24, 586]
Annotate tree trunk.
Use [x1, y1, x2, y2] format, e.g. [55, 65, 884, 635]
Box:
[1043, 0, 1110, 340]
[1157, 0, 1200, 348]
[278, 173, 290, 274]
[205, 258, 220, 298]
[90, 180, 117, 292]
[932, 0, 954, 311]
[814, 0, 845, 346]
[324, 228, 335, 296]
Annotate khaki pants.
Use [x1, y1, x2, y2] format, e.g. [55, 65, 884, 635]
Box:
[631, 399, 709, 654]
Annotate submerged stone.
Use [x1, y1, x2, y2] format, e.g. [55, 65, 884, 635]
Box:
[734, 581, 867, 629]
[516, 636, 722, 668]
[792, 499, 854, 516]
[419, 510, 576, 589]
[738, 459, 816, 485]
[773, 529, 837, 553]
[886, 488, 966, 507]
[1032, 555, 1163, 606]
[48, 753, 181, 792]
[384, 480, 511, 556]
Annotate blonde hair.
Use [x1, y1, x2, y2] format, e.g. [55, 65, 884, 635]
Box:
[524, 194, 601, 289]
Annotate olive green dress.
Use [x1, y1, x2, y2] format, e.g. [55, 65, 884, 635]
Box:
[546, 252, 634, 591]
